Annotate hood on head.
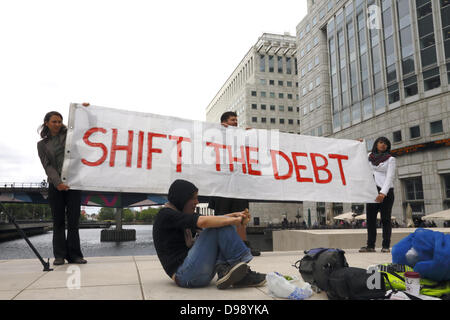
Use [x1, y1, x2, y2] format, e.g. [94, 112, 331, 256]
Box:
[168, 179, 198, 212]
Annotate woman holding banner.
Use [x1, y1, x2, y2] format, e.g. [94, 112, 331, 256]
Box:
[37, 111, 87, 265]
[360, 137, 396, 253]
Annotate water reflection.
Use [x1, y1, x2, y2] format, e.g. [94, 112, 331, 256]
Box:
[0, 225, 155, 260]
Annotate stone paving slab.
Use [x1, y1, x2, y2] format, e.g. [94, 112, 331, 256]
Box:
[0, 249, 393, 300]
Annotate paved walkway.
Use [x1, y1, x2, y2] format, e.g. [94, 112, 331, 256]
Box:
[0, 249, 393, 300]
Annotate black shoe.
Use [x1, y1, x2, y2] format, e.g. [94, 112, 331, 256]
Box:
[216, 262, 248, 290]
[68, 257, 87, 264]
[359, 246, 376, 253]
[381, 248, 390, 253]
[233, 267, 266, 288]
[53, 258, 65, 265]
[244, 240, 261, 256]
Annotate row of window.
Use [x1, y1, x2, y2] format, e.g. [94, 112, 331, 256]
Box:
[251, 91, 299, 100]
[259, 79, 299, 87]
[301, 55, 321, 78]
[251, 104, 299, 112]
[259, 55, 298, 75]
[325, 173, 450, 217]
[299, 0, 338, 40]
[392, 120, 445, 143]
[403, 173, 450, 214]
[251, 117, 298, 125]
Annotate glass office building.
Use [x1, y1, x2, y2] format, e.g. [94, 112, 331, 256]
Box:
[297, 0, 450, 224]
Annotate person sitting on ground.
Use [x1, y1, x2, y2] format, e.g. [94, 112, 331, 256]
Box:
[152, 179, 266, 289]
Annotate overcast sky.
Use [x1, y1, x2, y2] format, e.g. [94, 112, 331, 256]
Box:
[0, 0, 307, 185]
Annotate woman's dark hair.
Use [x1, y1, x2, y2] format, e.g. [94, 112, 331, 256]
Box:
[371, 136, 391, 154]
[39, 111, 67, 138]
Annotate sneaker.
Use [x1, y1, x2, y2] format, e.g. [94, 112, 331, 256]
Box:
[381, 248, 390, 253]
[232, 267, 266, 288]
[244, 240, 261, 257]
[359, 246, 376, 253]
[216, 262, 248, 290]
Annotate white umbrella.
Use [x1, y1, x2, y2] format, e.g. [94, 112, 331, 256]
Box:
[333, 212, 356, 221]
[354, 212, 397, 220]
[421, 209, 450, 221]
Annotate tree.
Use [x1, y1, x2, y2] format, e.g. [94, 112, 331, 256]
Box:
[98, 207, 115, 221]
[123, 209, 135, 222]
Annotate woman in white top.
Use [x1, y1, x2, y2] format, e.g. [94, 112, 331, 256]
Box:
[359, 137, 396, 253]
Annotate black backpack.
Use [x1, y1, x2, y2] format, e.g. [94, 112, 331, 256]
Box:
[294, 248, 348, 292]
[327, 267, 387, 300]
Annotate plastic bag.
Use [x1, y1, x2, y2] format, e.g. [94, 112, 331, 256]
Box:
[266, 272, 313, 300]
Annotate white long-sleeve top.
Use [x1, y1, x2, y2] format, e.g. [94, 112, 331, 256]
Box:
[367, 153, 396, 195]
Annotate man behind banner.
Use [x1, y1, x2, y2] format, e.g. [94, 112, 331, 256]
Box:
[208, 111, 261, 256]
[152, 179, 266, 289]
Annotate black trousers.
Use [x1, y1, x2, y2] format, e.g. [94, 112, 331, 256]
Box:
[48, 185, 83, 260]
[366, 187, 394, 249]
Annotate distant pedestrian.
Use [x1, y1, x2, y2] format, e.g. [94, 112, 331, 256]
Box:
[359, 137, 396, 253]
[37, 110, 86, 265]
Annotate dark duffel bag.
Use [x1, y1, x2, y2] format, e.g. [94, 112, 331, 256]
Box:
[294, 248, 348, 292]
[327, 267, 387, 300]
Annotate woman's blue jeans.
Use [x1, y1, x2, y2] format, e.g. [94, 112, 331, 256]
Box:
[174, 225, 253, 288]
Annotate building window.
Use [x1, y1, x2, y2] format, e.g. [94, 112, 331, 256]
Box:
[252, 104, 257, 110]
[404, 75, 418, 97]
[280, 119, 285, 124]
[279, 93, 284, 99]
[278, 80, 283, 86]
[270, 105, 275, 111]
[441, 0, 450, 59]
[410, 125, 421, 139]
[269, 55, 274, 72]
[261, 104, 266, 110]
[287, 81, 292, 87]
[270, 92, 275, 98]
[259, 55, 265, 72]
[278, 56, 283, 73]
[288, 94, 293, 100]
[443, 174, 450, 209]
[388, 83, 400, 104]
[270, 118, 276, 124]
[261, 91, 266, 97]
[279, 105, 284, 112]
[288, 106, 293, 112]
[269, 80, 275, 85]
[261, 117, 266, 123]
[252, 117, 257, 123]
[260, 79, 266, 85]
[423, 67, 441, 91]
[286, 57, 292, 75]
[430, 120, 443, 134]
[393, 130, 402, 143]
[403, 177, 425, 217]
[251, 91, 257, 97]
[288, 119, 294, 125]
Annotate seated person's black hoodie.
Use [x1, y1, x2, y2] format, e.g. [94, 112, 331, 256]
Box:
[153, 179, 201, 278]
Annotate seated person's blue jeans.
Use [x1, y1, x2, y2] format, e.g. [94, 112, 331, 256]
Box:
[174, 225, 253, 288]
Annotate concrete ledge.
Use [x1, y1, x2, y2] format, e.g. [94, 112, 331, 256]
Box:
[273, 228, 450, 251]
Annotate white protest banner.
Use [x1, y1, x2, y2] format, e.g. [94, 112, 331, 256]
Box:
[62, 103, 379, 203]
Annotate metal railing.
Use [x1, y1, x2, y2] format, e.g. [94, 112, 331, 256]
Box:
[0, 182, 48, 189]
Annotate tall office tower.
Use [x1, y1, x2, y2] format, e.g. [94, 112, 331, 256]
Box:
[206, 33, 303, 226]
[297, 0, 450, 225]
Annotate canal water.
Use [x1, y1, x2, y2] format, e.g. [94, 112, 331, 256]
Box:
[0, 225, 156, 260]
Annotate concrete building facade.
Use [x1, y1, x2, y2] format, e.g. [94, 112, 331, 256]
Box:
[205, 33, 303, 226]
